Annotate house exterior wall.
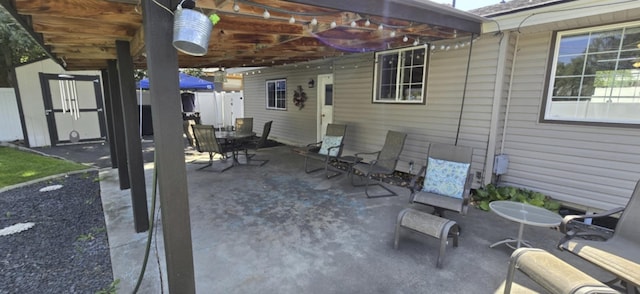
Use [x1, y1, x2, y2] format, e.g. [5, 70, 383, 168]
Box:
[243, 66, 331, 146]
[0, 88, 23, 141]
[243, 36, 506, 187]
[14, 59, 102, 147]
[492, 2, 640, 210]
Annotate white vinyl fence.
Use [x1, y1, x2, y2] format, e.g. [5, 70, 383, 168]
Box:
[0, 88, 23, 142]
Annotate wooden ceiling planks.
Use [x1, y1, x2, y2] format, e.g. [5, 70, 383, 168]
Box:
[6, 0, 484, 70]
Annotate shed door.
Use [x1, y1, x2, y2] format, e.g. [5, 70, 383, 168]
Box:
[40, 73, 106, 146]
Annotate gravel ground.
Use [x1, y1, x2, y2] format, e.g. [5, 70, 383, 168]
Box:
[0, 170, 113, 293]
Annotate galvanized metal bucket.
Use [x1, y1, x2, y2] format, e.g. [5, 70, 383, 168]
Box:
[173, 7, 212, 56]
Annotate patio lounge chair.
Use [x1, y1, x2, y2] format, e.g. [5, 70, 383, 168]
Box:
[350, 130, 407, 198]
[557, 179, 640, 292]
[409, 143, 473, 217]
[239, 120, 272, 166]
[296, 123, 347, 179]
[191, 124, 236, 172]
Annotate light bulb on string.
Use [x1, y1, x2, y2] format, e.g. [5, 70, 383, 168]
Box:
[330, 21, 337, 28]
[403, 36, 408, 42]
[350, 21, 357, 27]
[289, 16, 296, 24]
[413, 39, 419, 46]
[233, 2, 240, 12]
[310, 18, 318, 26]
[378, 24, 384, 31]
[389, 31, 396, 38]
[263, 9, 270, 19]
[365, 19, 371, 26]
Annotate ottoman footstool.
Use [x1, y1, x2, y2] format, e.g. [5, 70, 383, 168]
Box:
[394, 208, 459, 268]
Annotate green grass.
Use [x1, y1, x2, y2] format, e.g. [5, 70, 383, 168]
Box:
[0, 146, 89, 188]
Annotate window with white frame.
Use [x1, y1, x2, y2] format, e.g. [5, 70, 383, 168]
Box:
[373, 46, 428, 103]
[266, 79, 286, 110]
[544, 22, 640, 125]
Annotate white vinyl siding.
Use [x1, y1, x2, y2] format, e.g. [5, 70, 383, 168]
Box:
[499, 31, 640, 210]
[244, 38, 501, 186]
[243, 67, 331, 147]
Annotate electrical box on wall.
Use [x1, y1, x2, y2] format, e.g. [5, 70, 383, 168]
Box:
[494, 154, 509, 175]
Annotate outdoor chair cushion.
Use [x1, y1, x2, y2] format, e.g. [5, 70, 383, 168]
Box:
[422, 157, 470, 199]
[318, 136, 343, 156]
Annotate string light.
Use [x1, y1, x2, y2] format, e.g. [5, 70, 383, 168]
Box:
[350, 20, 357, 27]
[365, 19, 371, 26]
[389, 31, 396, 37]
[377, 24, 384, 30]
[330, 21, 337, 28]
[263, 9, 270, 19]
[413, 39, 419, 46]
[403, 35, 408, 42]
[310, 17, 318, 26]
[233, 2, 240, 12]
[289, 15, 296, 24]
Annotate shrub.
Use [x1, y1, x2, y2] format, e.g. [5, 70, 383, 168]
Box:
[473, 184, 562, 212]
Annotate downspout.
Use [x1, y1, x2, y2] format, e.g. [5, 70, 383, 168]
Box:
[500, 33, 520, 154]
[483, 31, 512, 186]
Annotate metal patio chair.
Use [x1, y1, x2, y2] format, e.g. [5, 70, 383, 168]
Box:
[239, 120, 272, 166]
[235, 117, 253, 134]
[296, 123, 347, 179]
[350, 130, 407, 198]
[409, 143, 473, 217]
[557, 179, 640, 292]
[191, 124, 235, 172]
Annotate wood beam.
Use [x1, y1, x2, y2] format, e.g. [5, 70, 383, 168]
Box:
[283, 0, 483, 34]
[15, 0, 141, 25]
[30, 15, 137, 38]
[115, 40, 149, 233]
[142, 0, 195, 292]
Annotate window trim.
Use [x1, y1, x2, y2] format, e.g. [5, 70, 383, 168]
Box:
[372, 46, 428, 104]
[265, 78, 287, 110]
[541, 21, 640, 127]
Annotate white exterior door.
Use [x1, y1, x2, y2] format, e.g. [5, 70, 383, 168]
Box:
[316, 74, 334, 141]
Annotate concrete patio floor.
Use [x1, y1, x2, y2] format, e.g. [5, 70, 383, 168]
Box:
[97, 144, 611, 293]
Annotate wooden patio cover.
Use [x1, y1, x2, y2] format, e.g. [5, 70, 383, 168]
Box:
[2, 0, 485, 70]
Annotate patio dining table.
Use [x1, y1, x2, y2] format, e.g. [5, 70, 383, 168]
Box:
[215, 131, 256, 165]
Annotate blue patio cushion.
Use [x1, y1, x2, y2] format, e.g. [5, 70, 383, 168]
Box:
[318, 136, 343, 156]
[422, 157, 470, 199]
